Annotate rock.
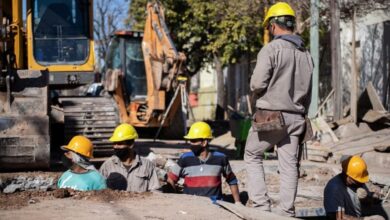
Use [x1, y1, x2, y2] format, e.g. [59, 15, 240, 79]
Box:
[53, 188, 70, 198]
[369, 173, 390, 186]
[28, 199, 36, 204]
[335, 123, 371, 139]
[319, 133, 334, 146]
[374, 145, 390, 152]
[156, 167, 167, 182]
[146, 152, 168, 168]
[0, 178, 4, 191]
[306, 142, 330, 162]
[164, 159, 178, 171]
[362, 152, 390, 169]
[3, 183, 23, 194]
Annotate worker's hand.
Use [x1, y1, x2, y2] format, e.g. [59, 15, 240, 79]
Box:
[357, 187, 368, 199]
[362, 215, 385, 220]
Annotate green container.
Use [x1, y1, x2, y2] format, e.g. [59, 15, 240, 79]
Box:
[238, 118, 251, 141]
[229, 118, 251, 158]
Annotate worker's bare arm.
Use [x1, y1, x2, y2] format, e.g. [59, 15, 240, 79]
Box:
[166, 177, 177, 193]
[229, 184, 241, 204]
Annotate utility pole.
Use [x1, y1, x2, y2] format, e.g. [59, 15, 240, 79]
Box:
[330, 0, 343, 120]
[351, 6, 358, 123]
[309, 0, 319, 118]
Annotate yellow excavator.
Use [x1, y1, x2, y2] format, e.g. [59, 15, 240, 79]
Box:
[0, 0, 187, 170]
[1, 0, 96, 170]
[102, 1, 187, 137]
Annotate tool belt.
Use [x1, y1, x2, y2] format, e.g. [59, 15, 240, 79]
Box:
[300, 116, 313, 144]
[252, 109, 285, 132]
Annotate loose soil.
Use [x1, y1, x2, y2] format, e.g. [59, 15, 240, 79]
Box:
[0, 188, 151, 210]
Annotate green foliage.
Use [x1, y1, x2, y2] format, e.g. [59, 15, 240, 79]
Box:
[128, 0, 264, 74]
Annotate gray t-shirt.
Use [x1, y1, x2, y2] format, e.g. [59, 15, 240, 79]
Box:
[99, 154, 160, 192]
[250, 37, 313, 114]
[324, 173, 365, 217]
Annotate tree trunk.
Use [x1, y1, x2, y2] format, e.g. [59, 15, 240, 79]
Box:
[214, 54, 225, 120]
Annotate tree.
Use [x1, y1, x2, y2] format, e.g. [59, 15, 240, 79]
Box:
[94, 0, 128, 70]
[128, 0, 265, 116]
[127, 0, 311, 116]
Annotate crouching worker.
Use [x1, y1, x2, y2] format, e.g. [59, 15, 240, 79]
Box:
[58, 135, 107, 191]
[167, 121, 241, 204]
[99, 123, 160, 192]
[324, 155, 386, 220]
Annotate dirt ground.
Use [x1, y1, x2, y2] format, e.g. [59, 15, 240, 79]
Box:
[1, 192, 241, 220]
[0, 188, 151, 210]
[1, 160, 388, 219]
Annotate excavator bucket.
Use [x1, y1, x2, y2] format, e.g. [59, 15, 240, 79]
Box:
[0, 70, 50, 170]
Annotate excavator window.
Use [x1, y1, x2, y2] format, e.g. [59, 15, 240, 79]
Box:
[124, 38, 147, 100]
[105, 38, 122, 70]
[105, 36, 147, 100]
[32, 0, 90, 64]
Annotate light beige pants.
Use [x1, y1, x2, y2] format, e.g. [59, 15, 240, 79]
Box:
[244, 112, 305, 217]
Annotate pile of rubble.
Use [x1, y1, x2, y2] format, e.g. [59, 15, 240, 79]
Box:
[305, 83, 390, 188]
[0, 173, 60, 194]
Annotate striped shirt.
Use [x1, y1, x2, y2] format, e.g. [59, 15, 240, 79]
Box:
[168, 151, 238, 200]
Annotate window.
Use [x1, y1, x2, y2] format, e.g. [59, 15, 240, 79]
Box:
[32, 0, 90, 64]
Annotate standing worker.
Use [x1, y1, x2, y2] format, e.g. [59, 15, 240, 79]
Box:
[58, 135, 107, 191]
[324, 156, 385, 220]
[244, 2, 313, 217]
[99, 123, 160, 192]
[167, 121, 241, 204]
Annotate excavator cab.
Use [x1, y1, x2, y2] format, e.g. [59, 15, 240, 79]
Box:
[33, 0, 91, 64]
[102, 2, 189, 138]
[105, 31, 147, 101]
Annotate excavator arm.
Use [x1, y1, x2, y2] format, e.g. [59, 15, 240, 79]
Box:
[137, 1, 187, 125]
[143, 1, 186, 92]
[108, 1, 187, 128]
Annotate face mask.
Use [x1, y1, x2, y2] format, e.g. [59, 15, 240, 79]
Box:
[61, 155, 73, 169]
[190, 145, 204, 156]
[114, 148, 130, 160]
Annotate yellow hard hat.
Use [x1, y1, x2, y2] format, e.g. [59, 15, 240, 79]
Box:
[184, 121, 213, 139]
[263, 2, 295, 27]
[63, 135, 93, 158]
[342, 155, 369, 183]
[109, 123, 138, 142]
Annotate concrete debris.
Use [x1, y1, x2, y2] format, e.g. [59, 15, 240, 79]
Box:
[3, 184, 23, 194]
[28, 199, 37, 204]
[334, 122, 372, 139]
[306, 141, 330, 162]
[296, 207, 326, 218]
[146, 152, 168, 168]
[156, 167, 168, 182]
[2, 175, 56, 194]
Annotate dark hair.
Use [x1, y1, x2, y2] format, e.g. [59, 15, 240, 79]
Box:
[270, 16, 295, 32]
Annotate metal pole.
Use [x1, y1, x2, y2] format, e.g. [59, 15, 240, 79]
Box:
[309, 0, 319, 118]
[154, 83, 181, 141]
[351, 6, 358, 123]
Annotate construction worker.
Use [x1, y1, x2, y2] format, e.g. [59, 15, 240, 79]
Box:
[167, 121, 241, 204]
[58, 135, 107, 191]
[244, 2, 313, 217]
[324, 156, 386, 220]
[99, 123, 160, 192]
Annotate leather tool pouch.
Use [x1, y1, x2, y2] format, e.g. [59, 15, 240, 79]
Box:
[252, 109, 285, 132]
[300, 116, 313, 144]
